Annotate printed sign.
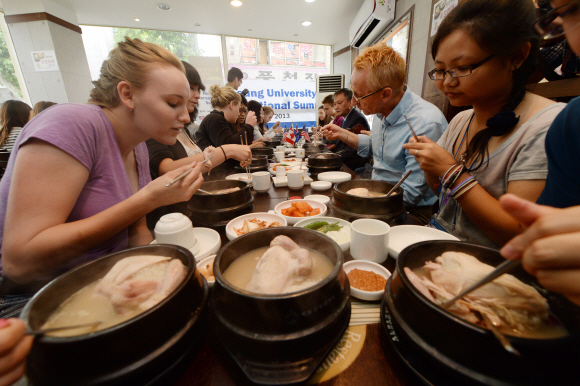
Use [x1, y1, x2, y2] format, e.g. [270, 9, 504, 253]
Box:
[431, 0, 458, 36]
[31, 50, 59, 72]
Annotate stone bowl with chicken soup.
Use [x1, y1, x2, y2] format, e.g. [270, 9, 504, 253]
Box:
[21, 245, 209, 385]
[175, 179, 254, 228]
[331, 180, 405, 224]
[383, 240, 580, 385]
[211, 227, 351, 384]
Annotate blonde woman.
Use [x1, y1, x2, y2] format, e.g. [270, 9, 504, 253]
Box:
[0, 100, 31, 152]
[0, 38, 204, 309]
[29, 101, 56, 119]
[195, 85, 257, 155]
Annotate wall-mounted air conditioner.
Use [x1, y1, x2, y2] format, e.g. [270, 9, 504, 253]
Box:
[349, 0, 395, 49]
[316, 74, 345, 116]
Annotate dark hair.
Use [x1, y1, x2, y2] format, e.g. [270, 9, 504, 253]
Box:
[31, 101, 57, 118]
[0, 100, 31, 148]
[227, 67, 243, 82]
[335, 88, 353, 100]
[240, 94, 248, 106]
[181, 61, 205, 122]
[322, 94, 334, 105]
[432, 0, 539, 171]
[247, 100, 264, 134]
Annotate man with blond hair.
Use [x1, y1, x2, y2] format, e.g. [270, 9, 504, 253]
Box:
[323, 43, 447, 224]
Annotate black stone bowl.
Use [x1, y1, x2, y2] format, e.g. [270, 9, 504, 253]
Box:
[211, 227, 351, 385]
[21, 245, 209, 386]
[234, 155, 269, 173]
[307, 153, 342, 168]
[177, 180, 254, 228]
[382, 240, 580, 385]
[251, 147, 274, 158]
[263, 140, 281, 148]
[331, 180, 405, 222]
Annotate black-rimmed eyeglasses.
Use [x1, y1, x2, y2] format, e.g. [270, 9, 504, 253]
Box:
[352, 87, 388, 103]
[428, 55, 495, 80]
[533, 0, 580, 39]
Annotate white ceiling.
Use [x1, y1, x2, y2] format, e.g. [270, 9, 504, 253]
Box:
[49, 0, 365, 47]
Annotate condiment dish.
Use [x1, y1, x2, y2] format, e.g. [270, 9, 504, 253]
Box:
[310, 181, 332, 191]
[304, 194, 331, 205]
[343, 260, 391, 301]
[197, 254, 216, 287]
[294, 216, 351, 252]
[225, 213, 287, 240]
[274, 199, 327, 225]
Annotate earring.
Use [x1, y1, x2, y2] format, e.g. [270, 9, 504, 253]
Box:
[129, 107, 134, 112]
[514, 65, 519, 70]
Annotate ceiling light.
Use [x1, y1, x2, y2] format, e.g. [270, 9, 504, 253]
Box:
[134, 18, 140, 21]
[247, 29, 252, 31]
[305, 0, 316, 2]
[294, 34, 299, 36]
[231, 0, 242, 6]
[157, 4, 171, 11]
[301, 21, 312, 26]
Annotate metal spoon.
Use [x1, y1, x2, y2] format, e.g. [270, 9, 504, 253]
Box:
[442, 259, 521, 308]
[196, 189, 212, 195]
[27, 321, 103, 336]
[386, 170, 412, 196]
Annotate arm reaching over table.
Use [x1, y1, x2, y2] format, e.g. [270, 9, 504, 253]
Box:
[500, 194, 580, 306]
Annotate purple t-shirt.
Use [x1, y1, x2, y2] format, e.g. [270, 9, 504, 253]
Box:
[0, 103, 151, 274]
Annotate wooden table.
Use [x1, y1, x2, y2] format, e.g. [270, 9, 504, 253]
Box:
[173, 163, 422, 386]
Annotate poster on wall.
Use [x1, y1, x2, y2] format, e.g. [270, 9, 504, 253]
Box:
[270, 41, 285, 66]
[240, 38, 257, 64]
[285, 42, 299, 59]
[431, 0, 458, 37]
[31, 50, 59, 72]
[380, 16, 410, 63]
[299, 44, 313, 67]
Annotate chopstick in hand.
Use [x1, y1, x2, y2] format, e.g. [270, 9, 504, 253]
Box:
[244, 132, 251, 181]
[404, 114, 419, 142]
[165, 157, 211, 188]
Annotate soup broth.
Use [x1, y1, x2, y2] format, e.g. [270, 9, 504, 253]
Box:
[224, 246, 334, 293]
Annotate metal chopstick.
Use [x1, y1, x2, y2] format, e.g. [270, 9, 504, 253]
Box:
[387, 170, 412, 196]
[403, 114, 419, 142]
[165, 154, 213, 187]
[28, 321, 103, 336]
[442, 259, 521, 308]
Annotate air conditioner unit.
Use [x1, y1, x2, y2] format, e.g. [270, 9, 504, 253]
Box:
[316, 74, 345, 117]
[349, 0, 395, 49]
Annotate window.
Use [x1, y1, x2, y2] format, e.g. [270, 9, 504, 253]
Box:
[0, 12, 29, 104]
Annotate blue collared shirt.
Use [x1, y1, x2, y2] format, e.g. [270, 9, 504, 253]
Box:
[357, 88, 448, 207]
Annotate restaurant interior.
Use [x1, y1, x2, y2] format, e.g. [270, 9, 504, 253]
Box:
[0, 0, 579, 385]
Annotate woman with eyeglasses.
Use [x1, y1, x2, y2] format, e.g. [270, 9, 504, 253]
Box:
[403, 0, 565, 248]
[496, 0, 580, 306]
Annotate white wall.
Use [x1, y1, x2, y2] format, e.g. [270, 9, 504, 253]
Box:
[395, 0, 433, 95]
[332, 37, 353, 87]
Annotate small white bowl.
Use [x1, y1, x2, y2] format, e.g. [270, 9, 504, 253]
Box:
[225, 213, 287, 241]
[304, 194, 330, 205]
[317, 171, 352, 184]
[154, 213, 197, 250]
[196, 254, 216, 287]
[192, 227, 221, 261]
[343, 260, 391, 301]
[294, 216, 351, 252]
[274, 199, 327, 225]
[310, 181, 332, 191]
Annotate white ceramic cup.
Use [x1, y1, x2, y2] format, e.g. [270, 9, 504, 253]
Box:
[275, 165, 286, 176]
[274, 151, 284, 162]
[252, 171, 271, 193]
[287, 169, 304, 190]
[276, 146, 286, 153]
[295, 148, 305, 158]
[154, 213, 197, 250]
[350, 219, 390, 263]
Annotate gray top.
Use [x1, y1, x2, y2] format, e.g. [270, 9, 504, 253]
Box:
[430, 103, 565, 248]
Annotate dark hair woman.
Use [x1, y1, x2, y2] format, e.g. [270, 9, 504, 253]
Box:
[247, 100, 265, 140]
[403, 0, 565, 248]
[0, 100, 31, 152]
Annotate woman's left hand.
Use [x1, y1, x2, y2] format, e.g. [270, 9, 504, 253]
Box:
[202, 147, 214, 171]
[402, 135, 457, 177]
[246, 111, 257, 127]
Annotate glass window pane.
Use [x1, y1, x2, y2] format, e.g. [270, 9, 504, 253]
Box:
[0, 14, 28, 104]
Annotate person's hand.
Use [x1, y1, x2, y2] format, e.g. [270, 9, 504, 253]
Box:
[0, 318, 33, 386]
[144, 161, 204, 208]
[202, 146, 214, 171]
[246, 111, 257, 127]
[402, 135, 457, 177]
[274, 127, 283, 134]
[272, 121, 281, 130]
[249, 142, 265, 148]
[321, 123, 344, 141]
[223, 144, 252, 167]
[499, 194, 580, 306]
[360, 130, 371, 136]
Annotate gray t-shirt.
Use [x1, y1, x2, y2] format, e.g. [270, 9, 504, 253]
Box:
[430, 103, 565, 248]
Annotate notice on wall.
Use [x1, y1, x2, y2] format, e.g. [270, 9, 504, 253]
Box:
[430, 0, 458, 37]
[31, 50, 59, 72]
